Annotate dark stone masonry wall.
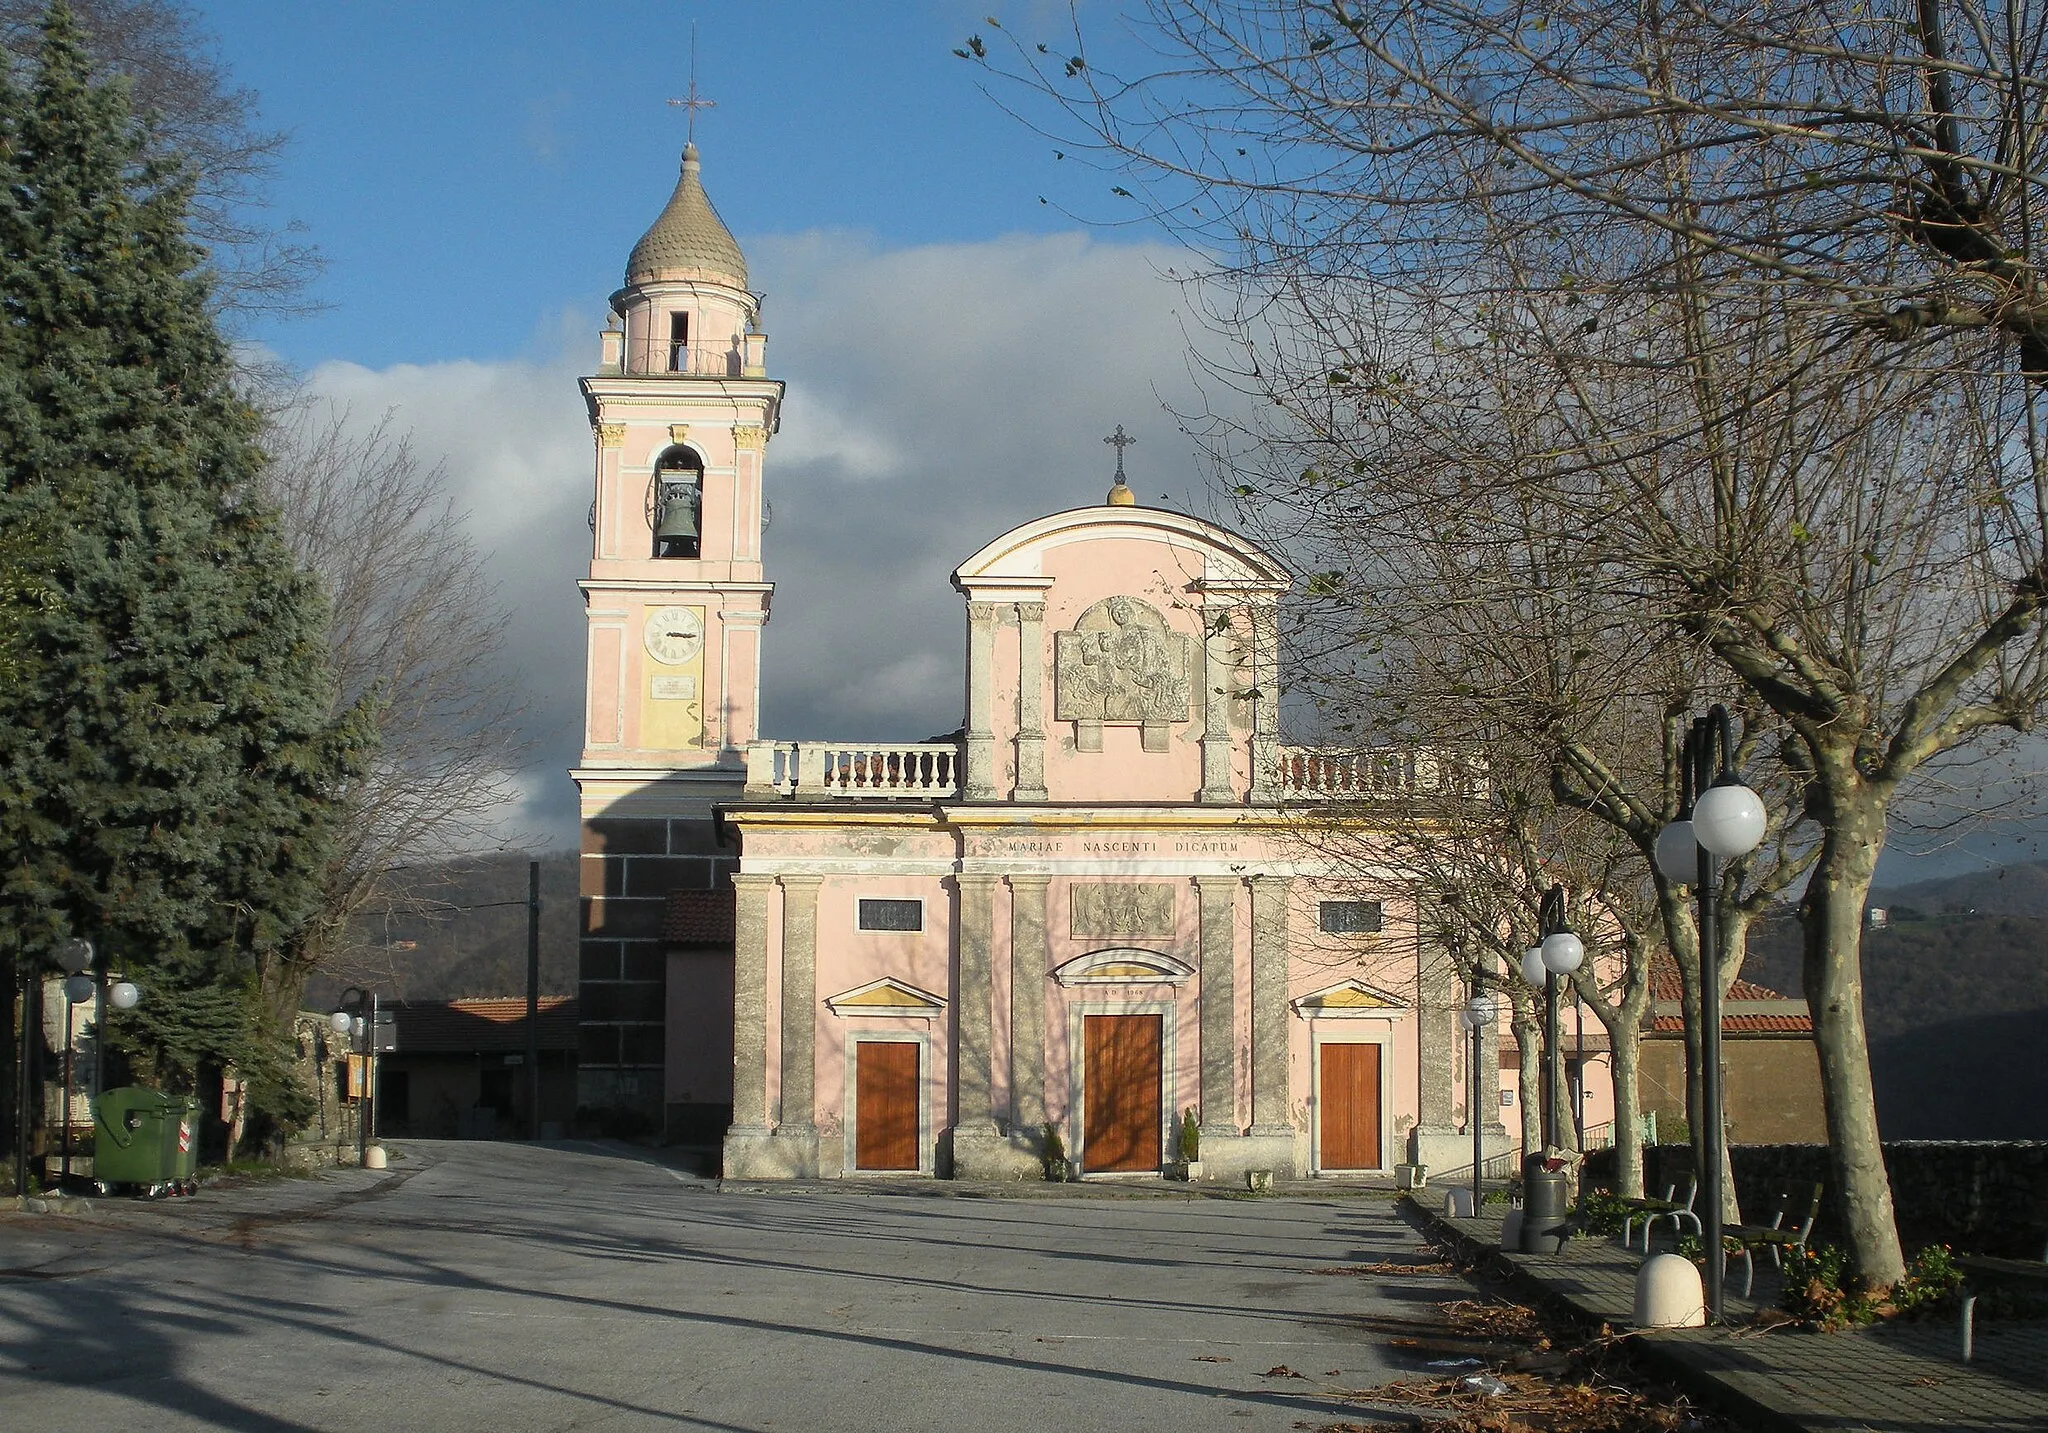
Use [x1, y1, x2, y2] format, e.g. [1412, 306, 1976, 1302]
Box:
[1590, 1141, 2048, 1257]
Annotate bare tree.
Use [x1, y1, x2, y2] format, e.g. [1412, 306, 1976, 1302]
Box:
[252, 402, 528, 1025]
[0, 0, 320, 317]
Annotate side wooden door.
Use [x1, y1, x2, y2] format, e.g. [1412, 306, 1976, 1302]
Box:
[1319, 1041, 1382, 1171]
[1083, 1014, 1163, 1173]
[854, 1040, 920, 1171]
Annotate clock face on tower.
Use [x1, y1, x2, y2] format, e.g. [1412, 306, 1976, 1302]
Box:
[642, 605, 705, 666]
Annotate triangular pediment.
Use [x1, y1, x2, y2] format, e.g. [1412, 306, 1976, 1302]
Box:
[1051, 948, 1195, 987]
[1291, 979, 1409, 1018]
[825, 977, 946, 1019]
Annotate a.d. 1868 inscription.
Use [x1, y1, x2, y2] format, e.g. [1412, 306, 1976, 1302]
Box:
[1070, 882, 1175, 938]
[1054, 596, 1192, 723]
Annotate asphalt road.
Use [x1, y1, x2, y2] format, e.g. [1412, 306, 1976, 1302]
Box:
[0, 1141, 1469, 1431]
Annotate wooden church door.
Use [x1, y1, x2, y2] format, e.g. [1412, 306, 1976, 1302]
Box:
[1082, 1014, 1163, 1173]
[854, 1041, 920, 1171]
[1319, 1042, 1383, 1170]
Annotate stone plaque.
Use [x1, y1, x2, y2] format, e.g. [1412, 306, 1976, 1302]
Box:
[1070, 882, 1176, 939]
[650, 675, 697, 701]
[1054, 596, 1193, 725]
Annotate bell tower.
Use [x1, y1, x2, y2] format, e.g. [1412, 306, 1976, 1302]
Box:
[574, 142, 779, 1125]
[577, 141, 779, 788]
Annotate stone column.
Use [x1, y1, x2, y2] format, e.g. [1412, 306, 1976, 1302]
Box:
[1008, 876, 1050, 1135]
[1407, 894, 1458, 1173]
[964, 602, 1002, 800]
[1247, 601, 1281, 801]
[1198, 603, 1235, 803]
[1014, 602, 1048, 801]
[1231, 874, 1296, 1177]
[951, 874, 1034, 1179]
[1195, 876, 1238, 1139]
[722, 873, 779, 1177]
[773, 875, 822, 1175]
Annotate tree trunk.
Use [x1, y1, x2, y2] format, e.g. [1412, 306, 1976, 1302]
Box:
[1803, 796, 1906, 1286]
[1514, 1013, 1541, 1157]
[1609, 1022, 1644, 1199]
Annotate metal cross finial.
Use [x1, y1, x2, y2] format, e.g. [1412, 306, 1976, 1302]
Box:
[1104, 424, 1136, 482]
[667, 25, 715, 143]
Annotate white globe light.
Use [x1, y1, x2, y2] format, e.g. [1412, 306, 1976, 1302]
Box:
[109, 981, 141, 1010]
[329, 1010, 353, 1035]
[1467, 991, 1499, 1026]
[1457, 1008, 1475, 1030]
[62, 975, 94, 1004]
[1693, 781, 1768, 856]
[1541, 930, 1585, 975]
[1521, 946, 1547, 987]
[56, 938, 93, 974]
[1654, 820, 1698, 885]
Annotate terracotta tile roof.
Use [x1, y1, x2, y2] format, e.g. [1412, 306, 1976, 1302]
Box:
[1651, 1013, 1813, 1034]
[387, 996, 579, 1055]
[664, 887, 736, 947]
[1648, 954, 1792, 1004]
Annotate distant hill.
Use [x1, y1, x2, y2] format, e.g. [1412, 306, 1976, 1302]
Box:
[303, 851, 582, 1011]
[1743, 862, 2048, 1139]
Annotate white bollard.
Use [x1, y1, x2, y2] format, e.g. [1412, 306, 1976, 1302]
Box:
[1634, 1253, 1706, 1328]
[364, 1145, 388, 1170]
[1444, 1187, 1476, 1219]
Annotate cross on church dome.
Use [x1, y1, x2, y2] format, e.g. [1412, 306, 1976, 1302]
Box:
[1104, 424, 1138, 506]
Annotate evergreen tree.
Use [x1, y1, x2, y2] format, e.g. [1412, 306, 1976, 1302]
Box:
[0, 3, 365, 1148]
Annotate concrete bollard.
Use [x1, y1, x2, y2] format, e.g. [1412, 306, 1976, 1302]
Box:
[1246, 1169, 1273, 1193]
[1444, 1188, 1476, 1219]
[364, 1145, 388, 1171]
[1501, 1208, 1523, 1249]
[1633, 1253, 1706, 1328]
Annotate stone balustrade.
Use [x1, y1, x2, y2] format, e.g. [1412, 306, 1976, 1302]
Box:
[1271, 746, 1488, 800]
[744, 741, 962, 799]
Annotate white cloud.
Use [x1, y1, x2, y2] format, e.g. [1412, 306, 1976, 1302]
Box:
[299, 230, 1240, 849]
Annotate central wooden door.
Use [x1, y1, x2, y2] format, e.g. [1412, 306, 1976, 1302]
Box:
[1083, 1014, 1163, 1173]
[1319, 1042, 1383, 1171]
[854, 1041, 920, 1171]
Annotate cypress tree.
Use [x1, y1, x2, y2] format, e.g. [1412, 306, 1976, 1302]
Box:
[0, 3, 365, 1146]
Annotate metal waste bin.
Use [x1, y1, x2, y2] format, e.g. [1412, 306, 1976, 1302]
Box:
[93, 1087, 200, 1197]
[1520, 1156, 1572, 1254]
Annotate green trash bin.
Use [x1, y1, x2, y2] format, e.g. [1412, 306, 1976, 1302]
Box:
[93, 1087, 199, 1197]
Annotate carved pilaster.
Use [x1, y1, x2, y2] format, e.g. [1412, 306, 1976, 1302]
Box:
[1248, 875, 1292, 1138]
[1008, 876, 1050, 1132]
[1247, 602, 1281, 800]
[954, 873, 1002, 1135]
[1199, 602, 1235, 802]
[777, 876, 822, 1134]
[731, 424, 767, 452]
[1195, 876, 1238, 1136]
[595, 422, 626, 449]
[727, 875, 776, 1132]
[1415, 893, 1457, 1138]
[964, 602, 1002, 800]
[1014, 602, 1047, 801]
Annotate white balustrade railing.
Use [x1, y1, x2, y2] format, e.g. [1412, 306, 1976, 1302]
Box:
[745, 741, 961, 799]
[1271, 746, 1488, 800]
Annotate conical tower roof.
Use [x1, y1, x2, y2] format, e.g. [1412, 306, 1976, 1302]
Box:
[626, 143, 748, 289]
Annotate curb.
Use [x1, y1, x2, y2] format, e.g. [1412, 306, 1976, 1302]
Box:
[1406, 1197, 1811, 1433]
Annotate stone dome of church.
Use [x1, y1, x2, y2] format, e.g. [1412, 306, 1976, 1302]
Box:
[626, 143, 748, 289]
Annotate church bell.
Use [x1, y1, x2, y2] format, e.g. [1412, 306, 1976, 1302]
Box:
[655, 479, 700, 554]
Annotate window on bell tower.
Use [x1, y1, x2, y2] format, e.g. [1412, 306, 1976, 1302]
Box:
[668, 312, 690, 373]
[650, 445, 704, 558]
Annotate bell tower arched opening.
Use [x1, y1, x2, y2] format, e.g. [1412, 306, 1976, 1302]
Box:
[651, 444, 704, 558]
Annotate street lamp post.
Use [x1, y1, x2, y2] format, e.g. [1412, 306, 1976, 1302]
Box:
[1460, 988, 1499, 1218]
[330, 988, 376, 1168]
[57, 944, 92, 1190]
[1656, 704, 1768, 1322]
[1519, 887, 1585, 1158]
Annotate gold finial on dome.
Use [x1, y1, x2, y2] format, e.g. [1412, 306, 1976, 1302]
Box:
[1104, 424, 1138, 505]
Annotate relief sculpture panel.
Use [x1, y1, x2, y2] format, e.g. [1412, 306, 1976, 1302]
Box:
[1070, 882, 1176, 939]
[1054, 596, 1193, 752]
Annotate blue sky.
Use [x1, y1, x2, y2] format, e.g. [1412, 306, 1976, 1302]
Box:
[201, 1, 1116, 370]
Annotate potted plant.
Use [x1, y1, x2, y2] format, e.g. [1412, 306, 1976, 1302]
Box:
[1166, 1107, 1203, 1181]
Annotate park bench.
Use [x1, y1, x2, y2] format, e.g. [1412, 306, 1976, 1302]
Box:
[1618, 1174, 1701, 1253]
[1723, 1181, 1823, 1297]
[1958, 1239, 2048, 1362]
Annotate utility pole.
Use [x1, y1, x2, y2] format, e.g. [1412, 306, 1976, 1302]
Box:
[526, 859, 541, 1140]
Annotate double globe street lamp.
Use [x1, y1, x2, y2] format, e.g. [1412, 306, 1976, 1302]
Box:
[330, 987, 378, 1168]
[1654, 704, 1768, 1322]
[1458, 988, 1500, 1219]
[54, 939, 140, 1189]
[1513, 887, 1585, 1253]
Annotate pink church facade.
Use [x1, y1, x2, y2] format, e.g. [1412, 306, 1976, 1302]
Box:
[571, 142, 1609, 1182]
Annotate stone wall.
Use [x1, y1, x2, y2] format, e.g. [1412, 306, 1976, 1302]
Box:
[1590, 1140, 2048, 1257]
